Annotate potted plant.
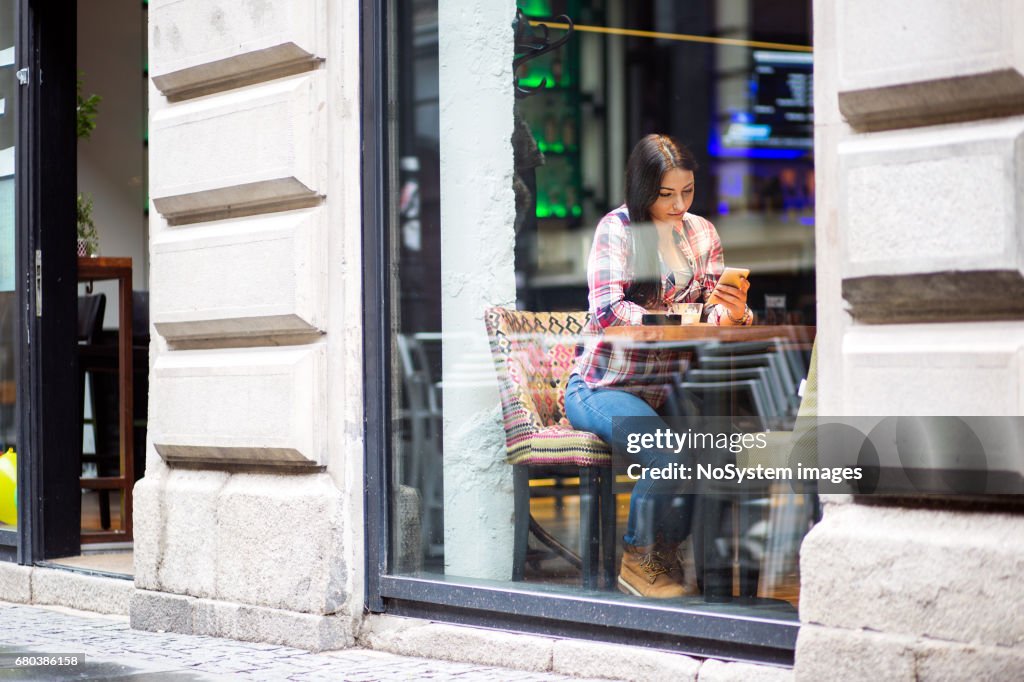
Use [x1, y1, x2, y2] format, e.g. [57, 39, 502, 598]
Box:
[76, 193, 99, 257]
[77, 72, 101, 257]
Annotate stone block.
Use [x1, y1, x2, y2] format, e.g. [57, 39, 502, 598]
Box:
[840, 118, 1022, 276]
[800, 504, 1024, 648]
[0, 563, 32, 603]
[151, 208, 326, 341]
[913, 637, 1024, 681]
[552, 638, 700, 682]
[813, 121, 850, 416]
[151, 72, 326, 224]
[841, 322, 1024, 417]
[835, 0, 1024, 129]
[795, 625, 915, 682]
[131, 590, 355, 652]
[151, 0, 326, 100]
[797, 624, 1024, 682]
[192, 598, 354, 652]
[151, 344, 327, 466]
[131, 589, 195, 635]
[361, 620, 554, 672]
[155, 470, 230, 598]
[32, 569, 132, 616]
[812, 0, 842, 128]
[212, 473, 347, 615]
[132, 474, 165, 591]
[839, 118, 1024, 322]
[699, 658, 793, 682]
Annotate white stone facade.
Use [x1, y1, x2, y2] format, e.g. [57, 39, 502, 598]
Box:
[802, 0, 1024, 679]
[137, 0, 364, 651]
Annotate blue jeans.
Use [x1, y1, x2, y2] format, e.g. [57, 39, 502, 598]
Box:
[564, 374, 694, 547]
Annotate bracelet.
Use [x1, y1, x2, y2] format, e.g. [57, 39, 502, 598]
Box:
[727, 306, 750, 325]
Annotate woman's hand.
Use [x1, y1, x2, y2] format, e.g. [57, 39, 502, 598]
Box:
[714, 279, 750, 324]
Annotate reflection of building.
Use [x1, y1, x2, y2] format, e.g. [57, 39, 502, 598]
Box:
[1, 0, 1022, 678]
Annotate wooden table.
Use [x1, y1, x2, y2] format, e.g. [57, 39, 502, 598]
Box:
[600, 323, 817, 415]
[78, 257, 133, 543]
[602, 323, 816, 345]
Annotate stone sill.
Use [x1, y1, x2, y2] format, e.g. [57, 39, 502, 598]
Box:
[0, 562, 132, 616]
[357, 614, 793, 682]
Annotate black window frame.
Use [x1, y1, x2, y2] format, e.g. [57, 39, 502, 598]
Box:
[360, 0, 799, 665]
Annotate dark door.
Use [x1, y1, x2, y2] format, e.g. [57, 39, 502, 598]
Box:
[9, 0, 79, 563]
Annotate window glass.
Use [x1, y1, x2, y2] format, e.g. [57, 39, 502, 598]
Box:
[389, 0, 815, 619]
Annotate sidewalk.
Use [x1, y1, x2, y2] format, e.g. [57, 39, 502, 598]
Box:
[0, 602, 605, 681]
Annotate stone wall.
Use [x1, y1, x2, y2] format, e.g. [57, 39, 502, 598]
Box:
[136, 0, 364, 651]
[799, 1, 1024, 678]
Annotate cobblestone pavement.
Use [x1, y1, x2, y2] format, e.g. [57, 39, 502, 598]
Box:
[0, 602, 606, 681]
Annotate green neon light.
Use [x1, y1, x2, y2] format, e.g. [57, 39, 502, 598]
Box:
[519, 0, 551, 17]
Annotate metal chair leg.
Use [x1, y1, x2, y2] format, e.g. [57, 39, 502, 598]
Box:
[579, 467, 600, 590]
[512, 466, 530, 581]
[599, 467, 616, 589]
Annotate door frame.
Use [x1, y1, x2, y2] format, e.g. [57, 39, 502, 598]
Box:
[8, 0, 80, 564]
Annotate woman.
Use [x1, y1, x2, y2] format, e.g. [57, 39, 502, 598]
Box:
[564, 134, 751, 599]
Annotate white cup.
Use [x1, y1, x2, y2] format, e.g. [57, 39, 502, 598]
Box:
[671, 302, 703, 325]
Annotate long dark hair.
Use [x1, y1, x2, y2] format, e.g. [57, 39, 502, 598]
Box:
[623, 134, 699, 307]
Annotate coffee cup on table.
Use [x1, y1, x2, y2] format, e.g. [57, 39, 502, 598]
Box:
[671, 302, 703, 325]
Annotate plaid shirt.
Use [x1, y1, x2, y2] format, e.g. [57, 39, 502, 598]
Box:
[574, 205, 750, 407]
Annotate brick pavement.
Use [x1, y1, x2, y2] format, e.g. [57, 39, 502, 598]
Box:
[0, 602, 607, 681]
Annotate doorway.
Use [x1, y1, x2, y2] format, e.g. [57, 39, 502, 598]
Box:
[1, 1, 148, 578]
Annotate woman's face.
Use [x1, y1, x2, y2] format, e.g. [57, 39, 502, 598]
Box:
[648, 167, 695, 226]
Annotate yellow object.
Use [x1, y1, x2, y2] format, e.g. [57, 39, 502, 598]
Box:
[0, 448, 16, 525]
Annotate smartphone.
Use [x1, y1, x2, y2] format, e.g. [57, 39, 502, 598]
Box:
[706, 267, 750, 306]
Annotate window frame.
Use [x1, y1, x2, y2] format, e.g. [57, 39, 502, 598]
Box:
[360, 0, 800, 664]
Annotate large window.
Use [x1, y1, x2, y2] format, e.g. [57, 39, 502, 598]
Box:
[370, 0, 815, 661]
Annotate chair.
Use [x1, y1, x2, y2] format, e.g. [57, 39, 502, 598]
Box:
[684, 367, 784, 421]
[78, 290, 151, 532]
[699, 352, 800, 416]
[77, 294, 106, 345]
[78, 294, 114, 528]
[675, 379, 770, 430]
[484, 308, 615, 590]
[695, 342, 820, 602]
[396, 333, 443, 557]
[756, 342, 821, 593]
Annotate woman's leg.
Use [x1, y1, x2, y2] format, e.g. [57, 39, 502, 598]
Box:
[564, 376, 692, 551]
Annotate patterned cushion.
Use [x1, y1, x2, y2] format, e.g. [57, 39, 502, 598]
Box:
[508, 425, 612, 467]
[484, 308, 612, 467]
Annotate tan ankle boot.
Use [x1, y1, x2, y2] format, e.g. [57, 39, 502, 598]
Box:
[655, 539, 700, 597]
[617, 544, 688, 598]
